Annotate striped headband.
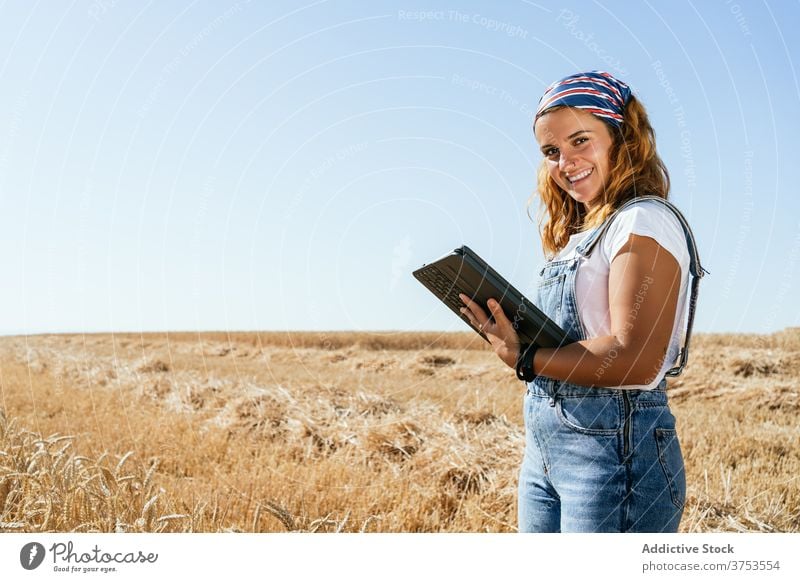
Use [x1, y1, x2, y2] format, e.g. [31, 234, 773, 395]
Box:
[534, 71, 632, 128]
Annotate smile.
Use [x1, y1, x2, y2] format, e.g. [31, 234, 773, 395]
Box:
[567, 167, 593, 184]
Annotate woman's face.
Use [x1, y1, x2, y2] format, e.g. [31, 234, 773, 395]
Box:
[534, 107, 615, 210]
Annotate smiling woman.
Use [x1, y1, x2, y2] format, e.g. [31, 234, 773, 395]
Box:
[459, 71, 708, 533]
[536, 109, 615, 211]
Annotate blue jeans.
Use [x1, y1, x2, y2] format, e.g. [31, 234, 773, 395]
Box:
[518, 379, 685, 532]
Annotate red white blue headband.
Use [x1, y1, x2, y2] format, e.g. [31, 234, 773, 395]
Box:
[534, 71, 632, 129]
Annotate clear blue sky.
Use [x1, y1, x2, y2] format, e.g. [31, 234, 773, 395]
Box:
[1, 0, 798, 336]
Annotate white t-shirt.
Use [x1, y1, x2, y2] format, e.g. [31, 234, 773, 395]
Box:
[553, 200, 690, 390]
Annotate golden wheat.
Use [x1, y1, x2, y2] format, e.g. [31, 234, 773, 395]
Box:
[1, 330, 798, 532]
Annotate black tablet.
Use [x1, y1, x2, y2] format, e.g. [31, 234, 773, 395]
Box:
[413, 245, 572, 348]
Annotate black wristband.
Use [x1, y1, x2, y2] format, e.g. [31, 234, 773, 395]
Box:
[515, 343, 538, 382]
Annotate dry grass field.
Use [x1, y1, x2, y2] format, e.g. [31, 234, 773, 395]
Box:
[1, 329, 799, 533]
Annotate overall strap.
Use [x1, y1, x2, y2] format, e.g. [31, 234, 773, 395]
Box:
[575, 195, 710, 377]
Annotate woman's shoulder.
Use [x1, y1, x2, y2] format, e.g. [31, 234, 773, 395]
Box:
[615, 197, 680, 218]
[602, 198, 689, 267]
[611, 198, 684, 236]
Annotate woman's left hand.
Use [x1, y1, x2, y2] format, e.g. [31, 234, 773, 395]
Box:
[459, 294, 521, 369]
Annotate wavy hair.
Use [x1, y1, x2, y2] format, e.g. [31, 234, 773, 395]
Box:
[528, 95, 670, 258]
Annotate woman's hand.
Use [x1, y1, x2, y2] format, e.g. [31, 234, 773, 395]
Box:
[459, 294, 521, 369]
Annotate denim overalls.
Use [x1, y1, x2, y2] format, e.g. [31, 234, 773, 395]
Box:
[518, 196, 707, 533]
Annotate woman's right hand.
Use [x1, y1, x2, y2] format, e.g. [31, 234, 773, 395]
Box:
[459, 294, 521, 369]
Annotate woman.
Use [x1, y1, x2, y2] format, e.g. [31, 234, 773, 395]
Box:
[459, 71, 707, 532]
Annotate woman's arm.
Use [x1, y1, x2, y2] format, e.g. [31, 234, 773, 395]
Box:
[460, 233, 681, 387]
[534, 234, 681, 386]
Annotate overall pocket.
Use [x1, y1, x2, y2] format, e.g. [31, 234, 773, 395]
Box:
[555, 396, 622, 436]
[655, 428, 686, 510]
[538, 273, 566, 290]
[535, 274, 566, 323]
